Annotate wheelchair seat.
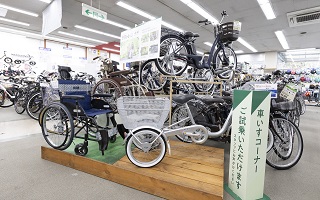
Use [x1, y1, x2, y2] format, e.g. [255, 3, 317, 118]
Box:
[58, 80, 113, 117]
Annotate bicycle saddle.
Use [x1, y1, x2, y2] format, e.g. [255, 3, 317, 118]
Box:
[200, 97, 224, 104]
[109, 70, 133, 77]
[172, 94, 196, 104]
[184, 31, 199, 38]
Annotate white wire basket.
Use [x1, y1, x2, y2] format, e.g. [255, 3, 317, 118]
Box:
[40, 82, 60, 106]
[117, 96, 170, 129]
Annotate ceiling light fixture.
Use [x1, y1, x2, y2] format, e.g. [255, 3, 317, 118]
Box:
[116, 1, 183, 32]
[0, 3, 38, 17]
[275, 31, 289, 50]
[161, 21, 183, 32]
[180, 0, 219, 24]
[237, 37, 258, 52]
[104, 19, 131, 30]
[58, 31, 108, 44]
[204, 42, 213, 47]
[75, 25, 121, 39]
[117, 1, 155, 20]
[257, 0, 276, 20]
[38, 0, 52, 3]
[0, 26, 95, 47]
[114, 44, 120, 47]
[103, 47, 120, 52]
[46, 36, 95, 47]
[287, 48, 316, 52]
[0, 17, 29, 26]
[234, 50, 244, 54]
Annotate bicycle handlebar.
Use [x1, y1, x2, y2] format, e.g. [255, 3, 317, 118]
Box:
[93, 56, 100, 60]
[198, 19, 208, 23]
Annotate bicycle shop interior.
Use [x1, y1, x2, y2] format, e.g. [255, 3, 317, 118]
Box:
[0, 0, 320, 199]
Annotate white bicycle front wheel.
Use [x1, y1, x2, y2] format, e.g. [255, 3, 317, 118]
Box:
[126, 128, 166, 168]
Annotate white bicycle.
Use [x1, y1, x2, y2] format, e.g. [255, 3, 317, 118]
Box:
[117, 96, 208, 168]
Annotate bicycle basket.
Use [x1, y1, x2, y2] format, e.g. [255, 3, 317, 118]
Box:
[220, 21, 241, 43]
[40, 83, 60, 106]
[117, 96, 170, 129]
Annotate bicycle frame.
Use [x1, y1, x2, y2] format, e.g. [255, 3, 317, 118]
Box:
[0, 82, 17, 100]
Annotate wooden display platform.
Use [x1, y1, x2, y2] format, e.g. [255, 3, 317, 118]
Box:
[41, 140, 224, 200]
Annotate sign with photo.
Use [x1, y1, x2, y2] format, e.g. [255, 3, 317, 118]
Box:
[120, 18, 161, 63]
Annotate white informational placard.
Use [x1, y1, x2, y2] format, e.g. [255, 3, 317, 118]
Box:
[120, 18, 162, 63]
[280, 84, 297, 101]
[42, 0, 62, 35]
[254, 84, 277, 98]
[82, 3, 107, 23]
[228, 90, 271, 200]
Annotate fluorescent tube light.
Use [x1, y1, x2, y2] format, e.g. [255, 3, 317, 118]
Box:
[75, 25, 121, 39]
[180, 0, 219, 24]
[103, 47, 120, 53]
[39, 0, 51, 3]
[116, 1, 183, 32]
[196, 50, 203, 54]
[0, 3, 38, 17]
[0, 17, 29, 26]
[237, 37, 258, 52]
[257, 0, 276, 20]
[104, 19, 131, 30]
[161, 21, 183, 32]
[287, 48, 316, 52]
[288, 54, 294, 62]
[114, 44, 120, 47]
[234, 50, 244, 54]
[117, 1, 155, 20]
[58, 31, 108, 44]
[0, 26, 95, 47]
[46, 36, 95, 47]
[204, 42, 213, 47]
[275, 31, 289, 50]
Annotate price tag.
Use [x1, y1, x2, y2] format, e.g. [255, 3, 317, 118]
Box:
[233, 21, 242, 31]
[280, 85, 297, 101]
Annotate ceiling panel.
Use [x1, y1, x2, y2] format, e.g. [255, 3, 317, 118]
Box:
[0, 0, 319, 61]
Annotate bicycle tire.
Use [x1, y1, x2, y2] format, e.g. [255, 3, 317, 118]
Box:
[193, 68, 215, 92]
[0, 89, 14, 107]
[155, 34, 190, 76]
[26, 92, 43, 120]
[266, 117, 303, 170]
[126, 128, 166, 168]
[14, 91, 26, 114]
[172, 105, 193, 143]
[212, 46, 237, 79]
[140, 59, 168, 91]
[41, 103, 74, 150]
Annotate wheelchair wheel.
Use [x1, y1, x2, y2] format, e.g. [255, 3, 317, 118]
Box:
[126, 128, 166, 168]
[110, 135, 117, 143]
[41, 103, 74, 150]
[74, 143, 88, 156]
[92, 79, 122, 111]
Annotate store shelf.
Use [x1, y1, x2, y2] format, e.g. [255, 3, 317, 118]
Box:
[41, 140, 224, 200]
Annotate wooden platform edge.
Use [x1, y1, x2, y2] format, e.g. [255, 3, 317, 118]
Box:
[41, 146, 223, 200]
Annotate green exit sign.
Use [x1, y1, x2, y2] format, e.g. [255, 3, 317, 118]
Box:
[82, 3, 107, 22]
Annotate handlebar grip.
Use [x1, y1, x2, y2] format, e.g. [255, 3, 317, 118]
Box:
[198, 19, 208, 23]
[93, 56, 99, 60]
[221, 10, 227, 16]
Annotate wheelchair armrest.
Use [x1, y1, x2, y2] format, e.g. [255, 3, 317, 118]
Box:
[61, 95, 85, 100]
[92, 94, 113, 98]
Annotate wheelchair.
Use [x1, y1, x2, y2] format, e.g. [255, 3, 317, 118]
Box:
[39, 80, 117, 156]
